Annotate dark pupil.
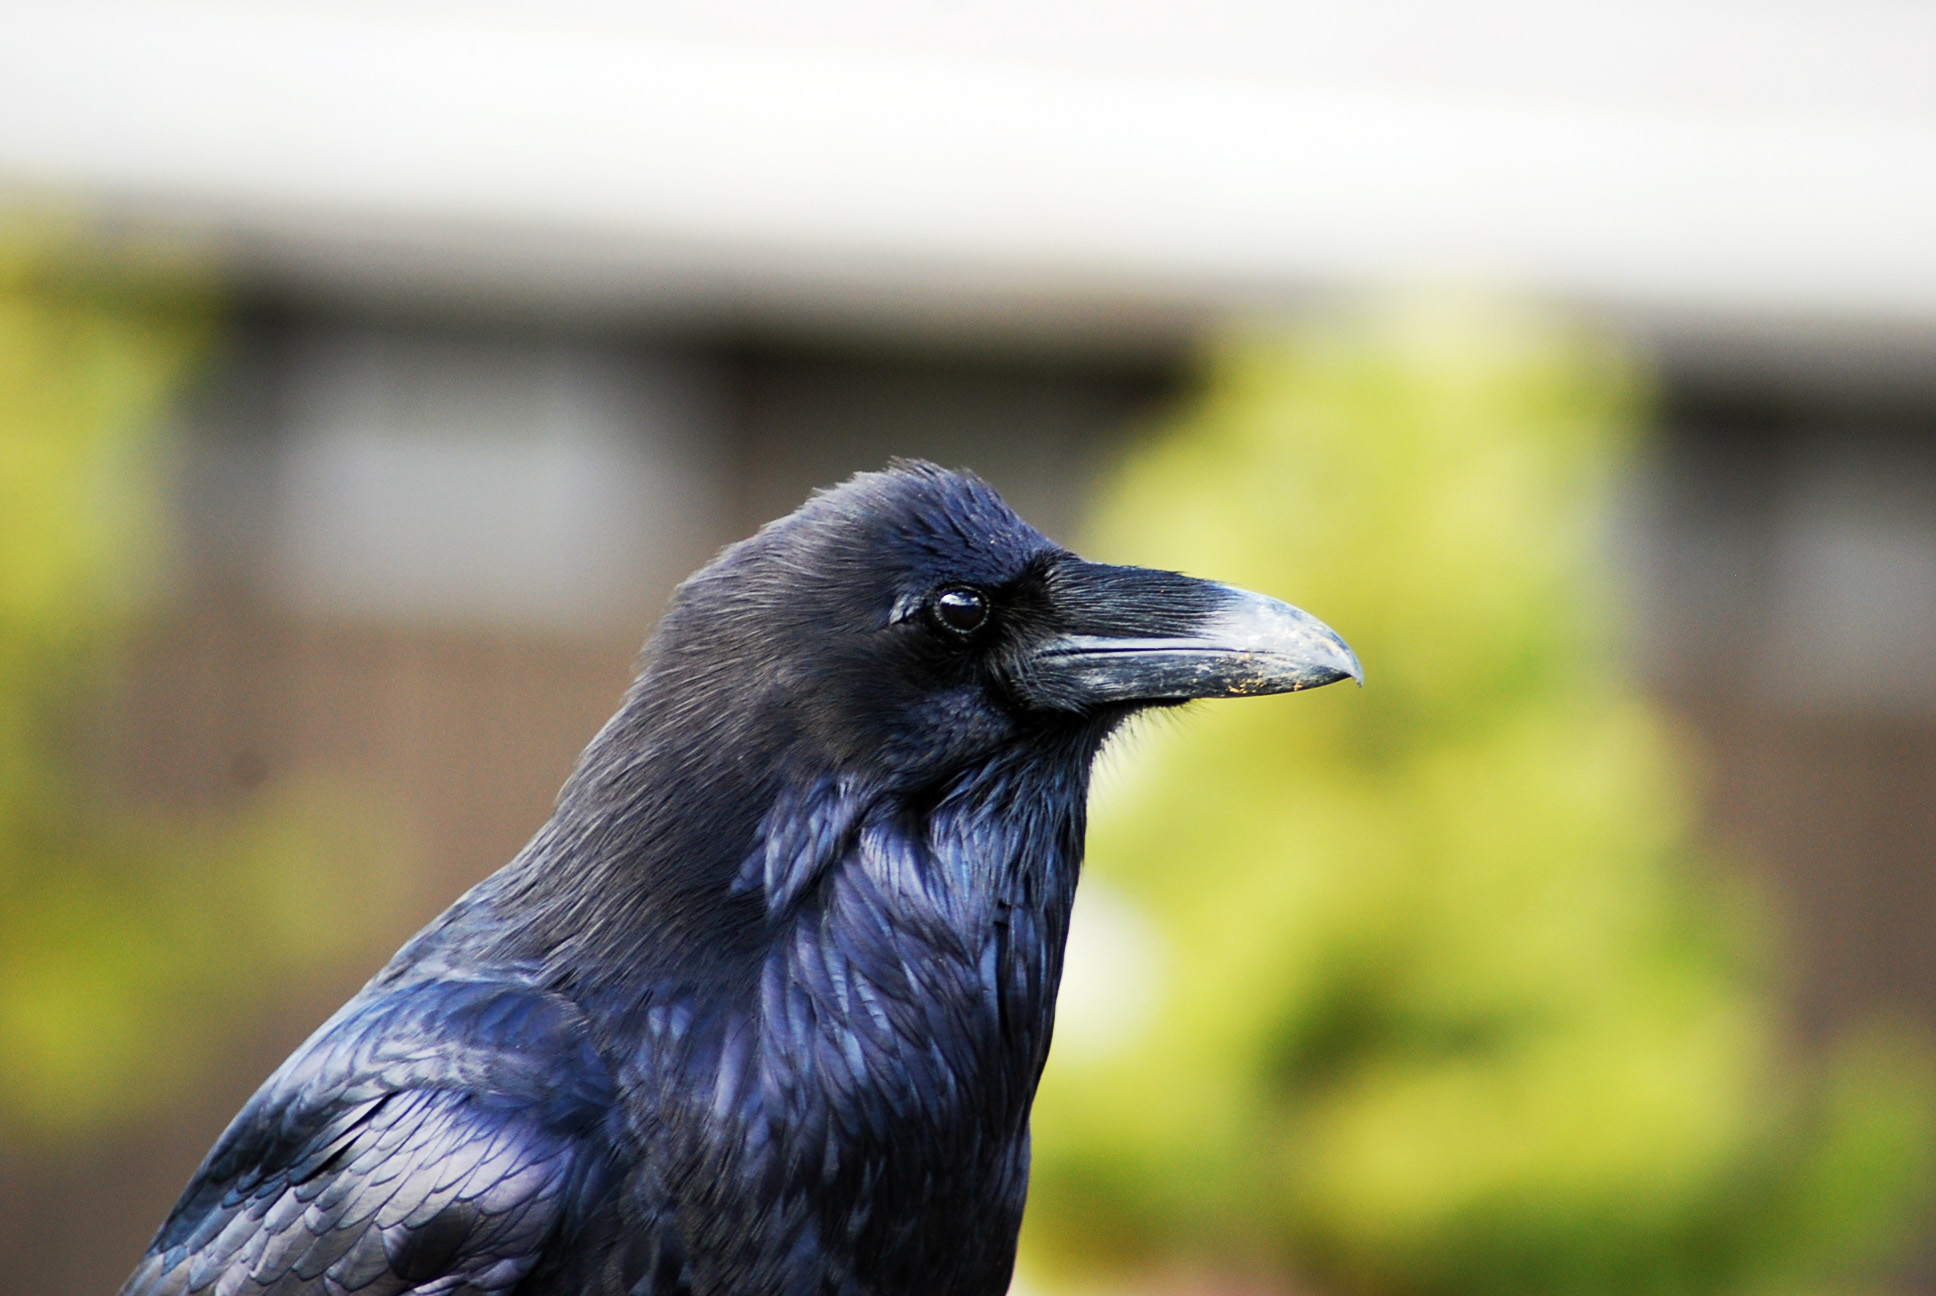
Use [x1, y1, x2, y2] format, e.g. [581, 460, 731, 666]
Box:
[935, 588, 988, 633]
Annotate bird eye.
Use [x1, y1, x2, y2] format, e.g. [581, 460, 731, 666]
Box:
[932, 586, 990, 635]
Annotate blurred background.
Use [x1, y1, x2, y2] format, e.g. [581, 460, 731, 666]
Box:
[3, 2, 1936, 1293]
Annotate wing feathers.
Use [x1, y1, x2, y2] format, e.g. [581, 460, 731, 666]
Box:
[122, 981, 614, 1296]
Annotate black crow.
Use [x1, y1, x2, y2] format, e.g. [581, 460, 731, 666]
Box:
[121, 462, 1359, 1296]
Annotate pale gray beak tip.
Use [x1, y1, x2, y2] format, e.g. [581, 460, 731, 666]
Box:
[1202, 585, 1361, 696]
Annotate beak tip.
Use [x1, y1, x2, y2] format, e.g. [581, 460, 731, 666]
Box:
[1292, 614, 1361, 693]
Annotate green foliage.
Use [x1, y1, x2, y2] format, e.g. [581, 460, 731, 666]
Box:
[0, 220, 405, 1142]
[1023, 303, 1935, 1295]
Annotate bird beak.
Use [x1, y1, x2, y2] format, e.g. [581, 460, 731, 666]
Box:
[1016, 561, 1363, 711]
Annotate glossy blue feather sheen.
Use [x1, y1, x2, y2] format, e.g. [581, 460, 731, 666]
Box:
[122, 463, 1352, 1296]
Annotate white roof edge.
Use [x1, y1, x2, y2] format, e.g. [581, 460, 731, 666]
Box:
[4, 0, 1936, 374]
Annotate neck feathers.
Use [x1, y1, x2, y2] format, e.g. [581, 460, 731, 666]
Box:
[744, 741, 1093, 1124]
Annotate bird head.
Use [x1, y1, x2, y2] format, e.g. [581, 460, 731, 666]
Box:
[635, 461, 1360, 793]
[524, 460, 1361, 975]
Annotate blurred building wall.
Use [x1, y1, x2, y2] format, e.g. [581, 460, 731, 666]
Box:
[1641, 386, 1936, 1057]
